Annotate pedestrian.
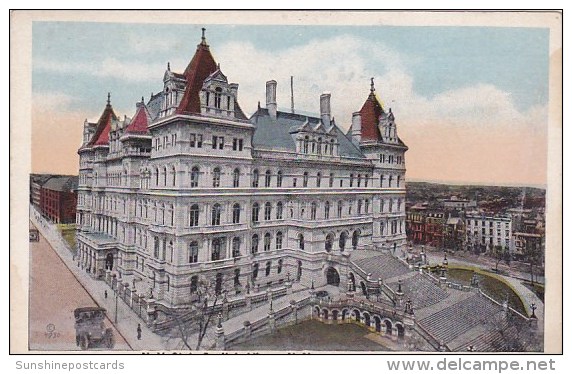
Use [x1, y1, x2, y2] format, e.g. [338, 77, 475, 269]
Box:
[137, 323, 142, 340]
[104, 290, 108, 299]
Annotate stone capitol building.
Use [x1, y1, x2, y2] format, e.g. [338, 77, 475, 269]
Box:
[75, 31, 408, 317]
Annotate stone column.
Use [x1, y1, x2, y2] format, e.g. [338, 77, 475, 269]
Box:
[215, 313, 225, 351]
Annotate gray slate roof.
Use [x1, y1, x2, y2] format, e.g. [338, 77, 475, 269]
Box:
[249, 108, 365, 159]
[42, 176, 78, 192]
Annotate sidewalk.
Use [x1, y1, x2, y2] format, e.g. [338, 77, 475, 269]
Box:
[30, 209, 168, 351]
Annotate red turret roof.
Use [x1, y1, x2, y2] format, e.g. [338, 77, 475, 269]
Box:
[359, 91, 384, 142]
[125, 102, 150, 134]
[89, 100, 117, 146]
[176, 38, 218, 114]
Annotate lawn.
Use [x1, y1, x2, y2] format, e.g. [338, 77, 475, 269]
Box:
[445, 268, 527, 315]
[229, 319, 390, 351]
[57, 224, 77, 254]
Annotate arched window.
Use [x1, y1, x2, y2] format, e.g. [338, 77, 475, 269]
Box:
[190, 166, 200, 188]
[251, 234, 259, 254]
[380, 199, 385, 213]
[252, 263, 259, 280]
[163, 166, 167, 186]
[365, 199, 370, 214]
[317, 138, 322, 155]
[212, 167, 221, 188]
[329, 173, 334, 187]
[172, 166, 176, 186]
[303, 136, 309, 153]
[325, 233, 334, 252]
[276, 201, 283, 220]
[357, 174, 362, 187]
[339, 232, 347, 252]
[324, 201, 330, 219]
[338, 201, 343, 218]
[252, 169, 259, 187]
[358, 200, 363, 215]
[316, 172, 322, 187]
[297, 260, 302, 280]
[352, 230, 360, 250]
[232, 237, 241, 258]
[211, 204, 221, 226]
[365, 175, 369, 187]
[277, 259, 283, 274]
[155, 168, 159, 186]
[310, 202, 317, 220]
[298, 234, 305, 250]
[265, 261, 271, 276]
[330, 139, 335, 155]
[251, 202, 260, 223]
[349, 174, 354, 187]
[311, 139, 316, 153]
[232, 203, 241, 224]
[277, 171, 283, 187]
[212, 238, 222, 261]
[264, 232, 271, 251]
[265, 170, 272, 187]
[233, 168, 240, 188]
[388, 175, 393, 188]
[276, 231, 283, 250]
[264, 202, 272, 221]
[190, 204, 199, 227]
[397, 175, 401, 188]
[303, 172, 309, 187]
[189, 241, 199, 263]
[389, 198, 393, 213]
[380, 174, 385, 188]
[190, 275, 198, 293]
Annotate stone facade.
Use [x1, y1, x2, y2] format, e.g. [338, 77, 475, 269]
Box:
[75, 33, 408, 313]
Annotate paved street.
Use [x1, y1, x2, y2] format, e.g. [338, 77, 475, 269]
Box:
[29, 225, 130, 351]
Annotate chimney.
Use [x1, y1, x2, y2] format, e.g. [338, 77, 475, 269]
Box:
[351, 112, 362, 145]
[320, 92, 331, 126]
[266, 80, 277, 119]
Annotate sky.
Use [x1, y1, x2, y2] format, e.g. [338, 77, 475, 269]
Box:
[31, 21, 550, 187]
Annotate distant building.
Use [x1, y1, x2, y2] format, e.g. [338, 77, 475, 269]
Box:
[442, 196, 476, 211]
[443, 215, 465, 251]
[40, 176, 79, 224]
[405, 207, 446, 248]
[30, 173, 54, 207]
[465, 213, 512, 254]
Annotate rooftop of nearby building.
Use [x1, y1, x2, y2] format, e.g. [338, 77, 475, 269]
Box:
[42, 176, 78, 192]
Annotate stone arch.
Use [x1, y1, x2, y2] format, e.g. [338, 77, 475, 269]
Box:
[322, 308, 329, 320]
[332, 309, 339, 321]
[341, 309, 349, 321]
[325, 266, 340, 286]
[314, 306, 321, 317]
[374, 315, 382, 332]
[395, 322, 405, 339]
[363, 311, 371, 327]
[383, 319, 393, 335]
[352, 309, 361, 322]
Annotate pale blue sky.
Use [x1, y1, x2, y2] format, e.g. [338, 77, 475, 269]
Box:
[32, 22, 548, 115]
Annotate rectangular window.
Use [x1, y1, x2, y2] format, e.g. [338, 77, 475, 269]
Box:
[190, 134, 196, 147]
[239, 139, 243, 151]
[233, 138, 238, 151]
[197, 134, 203, 148]
[218, 136, 224, 150]
[212, 136, 218, 149]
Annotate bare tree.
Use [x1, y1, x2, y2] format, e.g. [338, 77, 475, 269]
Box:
[168, 280, 222, 351]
